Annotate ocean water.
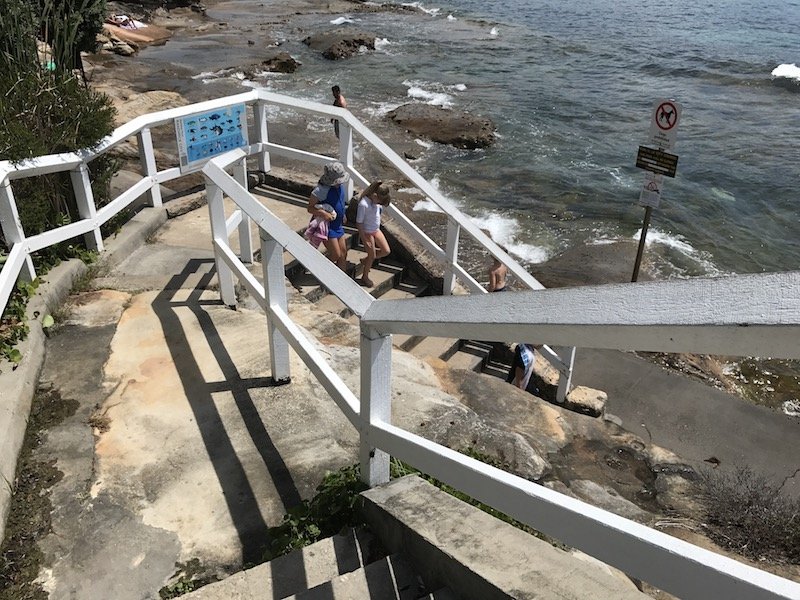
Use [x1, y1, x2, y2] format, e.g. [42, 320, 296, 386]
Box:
[188, 0, 800, 277]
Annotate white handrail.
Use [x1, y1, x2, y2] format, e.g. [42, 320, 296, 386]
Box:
[370, 420, 800, 600]
[360, 272, 800, 359]
[3, 91, 800, 599]
[200, 152, 800, 600]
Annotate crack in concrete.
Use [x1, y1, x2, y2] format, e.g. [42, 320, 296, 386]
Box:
[777, 467, 800, 495]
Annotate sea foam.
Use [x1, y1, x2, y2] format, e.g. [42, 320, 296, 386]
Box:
[403, 79, 459, 107]
[771, 63, 800, 81]
[405, 86, 452, 107]
[411, 176, 457, 212]
[362, 101, 404, 118]
[470, 213, 550, 264]
[633, 228, 720, 276]
[374, 38, 392, 51]
[402, 2, 440, 16]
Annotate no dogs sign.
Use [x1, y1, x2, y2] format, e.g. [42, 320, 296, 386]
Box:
[649, 99, 681, 150]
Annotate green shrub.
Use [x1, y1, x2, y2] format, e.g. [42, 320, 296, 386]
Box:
[0, 278, 39, 365]
[0, 0, 116, 360]
[265, 465, 369, 560]
[264, 451, 561, 564]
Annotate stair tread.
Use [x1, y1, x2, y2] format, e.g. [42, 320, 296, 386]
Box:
[316, 294, 349, 317]
[379, 287, 421, 301]
[288, 554, 421, 600]
[182, 528, 382, 600]
[409, 337, 459, 361]
[483, 363, 511, 379]
[253, 188, 312, 232]
[446, 350, 485, 372]
[421, 588, 459, 600]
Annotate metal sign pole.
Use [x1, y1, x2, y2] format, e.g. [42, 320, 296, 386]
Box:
[631, 98, 681, 282]
[631, 206, 652, 282]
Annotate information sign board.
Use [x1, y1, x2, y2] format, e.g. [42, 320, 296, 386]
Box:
[639, 172, 663, 208]
[636, 145, 679, 177]
[175, 104, 248, 173]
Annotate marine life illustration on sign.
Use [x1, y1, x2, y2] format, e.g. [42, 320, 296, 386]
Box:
[174, 103, 248, 172]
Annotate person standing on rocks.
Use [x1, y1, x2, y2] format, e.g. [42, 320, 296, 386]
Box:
[308, 162, 350, 271]
[488, 247, 509, 292]
[331, 85, 347, 139]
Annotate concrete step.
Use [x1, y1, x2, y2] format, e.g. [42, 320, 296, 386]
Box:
[379, 286, 422, 302]
[252, 186, 313, 233]
[483, 358, 511, 380]
[288, 554, 422, 600]
[316, 293, 350, 318]
[293, 255, 403, 305]
[420, 589, 458, 600]
[407, 336, 460, 361]
[446, 341, 493, 372]
[182, 528, 383, 599]
[446, 350, 484, 373]
[255, 184, 309, 206]
[362, 476, 649, 600]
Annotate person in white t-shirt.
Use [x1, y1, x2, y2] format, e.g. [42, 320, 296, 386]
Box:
[356, 181, 391, 288]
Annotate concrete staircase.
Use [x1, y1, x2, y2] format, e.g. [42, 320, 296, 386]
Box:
[181, 475, 648, 600]
[252, 183, 514, 384]
[183, 526, 456, 599]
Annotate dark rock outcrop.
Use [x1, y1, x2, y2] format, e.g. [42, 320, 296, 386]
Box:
[240, 52, 300, 78]
[302, 29, 376, 60]
[387, 103, 496, 149]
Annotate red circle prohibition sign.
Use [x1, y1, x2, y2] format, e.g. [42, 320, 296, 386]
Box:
[655, 101, 678, 131]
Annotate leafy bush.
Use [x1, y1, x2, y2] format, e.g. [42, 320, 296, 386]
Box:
[0, 0, 116, 360]
[265, 450, 560, 563]
[700, 466, 800, 563]
[0, 0, 107, 74]
[0, 278, 39, 365]
[265, 465, 369, 560]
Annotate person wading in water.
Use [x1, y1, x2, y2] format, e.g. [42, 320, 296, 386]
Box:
[331, 85, 347, 138]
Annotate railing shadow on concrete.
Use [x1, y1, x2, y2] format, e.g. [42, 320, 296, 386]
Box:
[2, 90, 800, 599]
[150, 257, 301, 564]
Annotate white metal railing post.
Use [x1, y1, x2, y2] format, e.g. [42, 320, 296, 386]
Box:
[232, 158, 253, 263]
[443, 218, 460, 295]
[360, 325, 392, 486]
[254, 101, 271, 173]
[0, 178, 35, 282]
[205, 178, 236, 306]
[555, 346, 576, 403]
[259, 230, 291, 383]
[137, 127, 163, 207]
[70, 163, 104, 252]
[338, 121, 354, 200]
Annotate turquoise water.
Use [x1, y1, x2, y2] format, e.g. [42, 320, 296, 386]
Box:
[176, 0, 799, 276]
